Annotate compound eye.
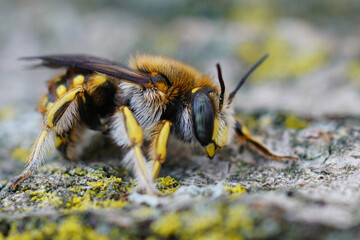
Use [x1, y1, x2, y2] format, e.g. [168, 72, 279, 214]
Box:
[192, 91, 215, 146]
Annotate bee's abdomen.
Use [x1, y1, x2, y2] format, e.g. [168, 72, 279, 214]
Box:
[37, 71, 88, 115]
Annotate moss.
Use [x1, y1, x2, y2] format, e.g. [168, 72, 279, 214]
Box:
[155, 176, 180, 194]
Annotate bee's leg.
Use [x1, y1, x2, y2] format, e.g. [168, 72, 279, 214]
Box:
[10, 88, 84, 189]
[10, 130, 55, 189]
[148, 120, 172, 180]
[235, 120, 297, 161]
[55, 133, 73, 160]
[109, 106, 159, 195]
[55, 123, 85, 160]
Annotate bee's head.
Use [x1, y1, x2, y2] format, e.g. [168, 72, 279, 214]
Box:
[192, 54, 268, 158]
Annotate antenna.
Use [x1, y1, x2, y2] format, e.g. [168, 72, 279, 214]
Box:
[228, 54, 269, 103]
[216, 63, 225, 110]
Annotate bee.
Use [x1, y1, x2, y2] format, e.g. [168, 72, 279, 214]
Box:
[10, 54, 296, 194]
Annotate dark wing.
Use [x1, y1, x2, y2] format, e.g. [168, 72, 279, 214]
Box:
[21, 54, 152, 85]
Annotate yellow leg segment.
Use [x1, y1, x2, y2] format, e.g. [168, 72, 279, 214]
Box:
[119, 106, 158, 194]
[10, 88, 84, 190]
[235, 120, 297, 162]
[151, 120, 172, 179]
[10, 130, 52, 189]
[46, 87, 83, 128]
[122, 106, 143, 145]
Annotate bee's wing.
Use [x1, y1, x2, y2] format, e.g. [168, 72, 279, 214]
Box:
[21, 54, 152, 85]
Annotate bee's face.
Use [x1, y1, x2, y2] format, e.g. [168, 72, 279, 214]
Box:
[191, 55, 270, 158]
[191, 86, 234, 158]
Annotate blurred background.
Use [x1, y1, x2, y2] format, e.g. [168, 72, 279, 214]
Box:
[0, 0, 360, 116]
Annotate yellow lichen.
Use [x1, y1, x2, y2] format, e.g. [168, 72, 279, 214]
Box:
[150, 202, 254, 239]
[227, 1, 275, 27]
[30, 189, 63, 207]
[11, 147, 31, 163]
[347, 60, 360, 88]
[237, 36, 329, 83]
[0, 106, 16, 120]
[225, 184, 247, 196]
[151, 212, 182, 237]
[56, 216, 108, 240]
[133, 207, 154, 218]
[225, 205, 254, 233]
[244, 116, 259, 131]
[179, 207, 224, 239]
[26, 170, 126, 213]
[155, 176, 180, 193]
[87, 181, 104, 188]
[284, 115, 308, 130]
[3, 221, 56, 240]
[63, 176, 126, 212]
[2, 216, 111, 240]
[69, 167, 87, 176]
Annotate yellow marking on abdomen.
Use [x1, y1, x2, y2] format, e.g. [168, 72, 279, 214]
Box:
[46, 88, 83, 128]
[122, 106, 143, 145]
[73, 75, 85, 86]
[54, 76, 62, 83]
[56, 85, 67, 98]
[90, 74, 107, 86]
[40, 96, 48, 107]
[156, 121, 172, 162]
